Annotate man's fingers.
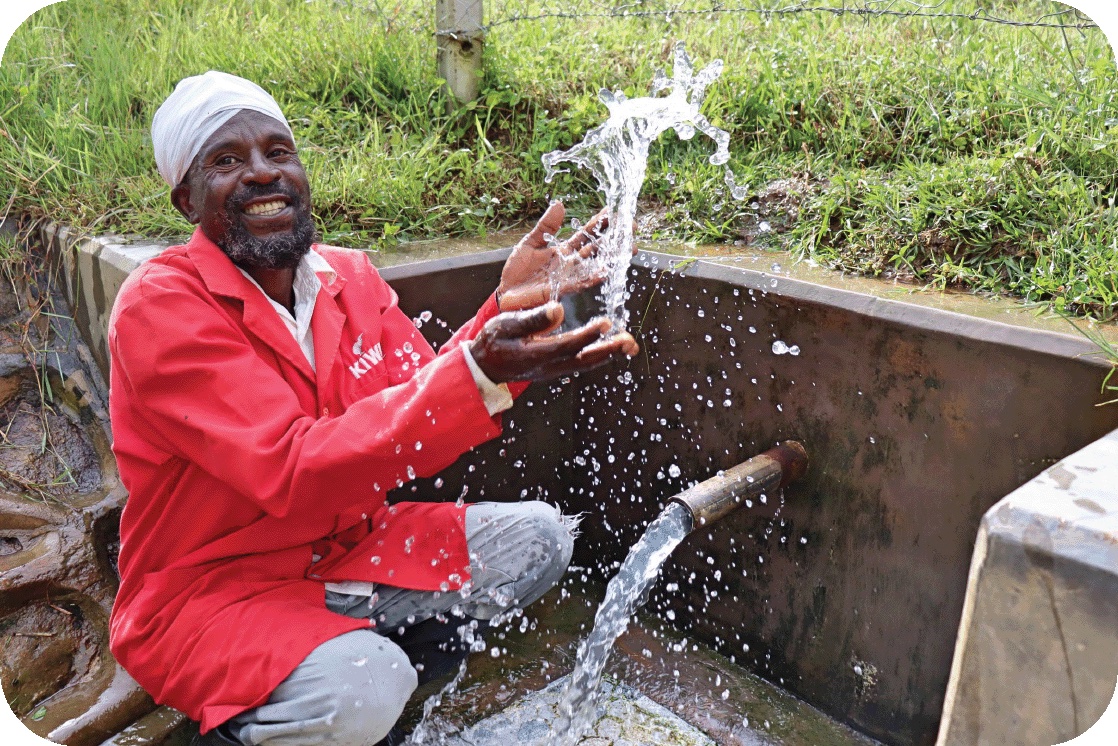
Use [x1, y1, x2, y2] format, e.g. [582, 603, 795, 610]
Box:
[564, 208, 609, 257]
[498, 284, 553, 313]
[518, 201, 566, 250]
[499, 260, 605, 311]
[488, 302, 564, 339]
[534, 330, 639, 379]
[552, 272, 606, 303]
[577, 332, 639, 360]
[474, 311, 638, 382]
[532, 317, 612, 357]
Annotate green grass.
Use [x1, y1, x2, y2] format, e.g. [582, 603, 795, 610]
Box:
[0, 0, 1115, 318]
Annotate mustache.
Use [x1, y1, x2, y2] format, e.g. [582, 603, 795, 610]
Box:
[227, 183, 305, 211]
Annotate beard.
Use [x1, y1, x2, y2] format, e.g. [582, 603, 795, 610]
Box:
[218, 184, 318, 270]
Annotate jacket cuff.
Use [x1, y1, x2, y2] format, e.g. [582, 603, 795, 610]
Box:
[461, 344, 514, 416]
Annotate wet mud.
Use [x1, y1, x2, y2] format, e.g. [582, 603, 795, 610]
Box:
[0, 247, 157, 745]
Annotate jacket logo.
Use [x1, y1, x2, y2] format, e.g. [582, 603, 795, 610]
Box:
[352, 333, 364, 356]
[348, 340, 384, 379]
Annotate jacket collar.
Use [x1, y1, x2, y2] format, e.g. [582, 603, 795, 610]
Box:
[184, 228, 345, 384]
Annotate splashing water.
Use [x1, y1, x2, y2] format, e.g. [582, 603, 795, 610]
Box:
[549, 501, 693, 744]
[542, 42, 734, 330]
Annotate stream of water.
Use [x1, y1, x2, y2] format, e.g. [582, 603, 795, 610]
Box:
[539, 45, 735, 740]
[542, 41, 741, 331]
[408, 43, 730, 744]
[547, 501, 694, 744]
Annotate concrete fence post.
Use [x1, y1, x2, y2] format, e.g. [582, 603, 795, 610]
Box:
[436, 0, 484, 110]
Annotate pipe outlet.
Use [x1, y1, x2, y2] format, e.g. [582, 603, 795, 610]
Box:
[669, 441, 808, 528]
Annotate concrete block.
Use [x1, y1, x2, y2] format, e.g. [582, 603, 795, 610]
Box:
[937, 429, 1118, 746]
[34, 223, 169, 378]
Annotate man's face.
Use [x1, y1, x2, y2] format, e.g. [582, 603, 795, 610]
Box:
[172, 109, 315, 269]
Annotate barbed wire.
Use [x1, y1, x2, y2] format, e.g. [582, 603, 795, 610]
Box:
[434, 1, 1099, 35]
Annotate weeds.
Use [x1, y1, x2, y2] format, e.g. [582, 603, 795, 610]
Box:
[0, 224, 81, 500]
[1064, 315, 1118, 405]
[0, 0, 1115, 317]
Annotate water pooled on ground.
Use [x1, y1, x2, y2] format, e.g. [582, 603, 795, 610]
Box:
[441, 677, 713, 746]
[399, 577, 879, 746]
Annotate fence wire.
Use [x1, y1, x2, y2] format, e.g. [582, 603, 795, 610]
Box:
[431, 1, 1099, 35]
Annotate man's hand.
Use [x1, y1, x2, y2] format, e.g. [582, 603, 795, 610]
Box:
[497, 201, 616, 312]
[469, 302, 639, 383]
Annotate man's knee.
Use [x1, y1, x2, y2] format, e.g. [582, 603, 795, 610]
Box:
[501, 501, 576, 596]
[333, 639, 418, 742]
[229, 630, 417, 746]
[324, 632, 416, 744]
[522, 501, 576, 570]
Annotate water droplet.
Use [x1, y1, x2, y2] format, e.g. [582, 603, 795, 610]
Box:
[668, 464, 681, 478]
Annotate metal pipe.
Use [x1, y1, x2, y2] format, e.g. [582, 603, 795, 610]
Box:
[669, 441, 808, 528]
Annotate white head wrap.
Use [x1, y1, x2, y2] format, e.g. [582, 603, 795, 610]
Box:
[151, 71, 294, 187]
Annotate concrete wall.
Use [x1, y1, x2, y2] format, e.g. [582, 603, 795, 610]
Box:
[33, 225, 1118, 746]
[384, 253, 1118, 746]
[937, 430, 1118, 746]
[39, 223, 167, 381]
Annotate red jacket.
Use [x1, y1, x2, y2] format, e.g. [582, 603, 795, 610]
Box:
[108, 229, 517, 731]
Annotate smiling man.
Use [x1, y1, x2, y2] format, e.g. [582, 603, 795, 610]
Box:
[107, 71, 638, 746]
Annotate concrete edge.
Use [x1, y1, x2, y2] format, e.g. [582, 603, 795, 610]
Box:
[985, 429, 1118, 575]
[25, 221, 1114, 371]
[378, 248, 1111, 369]
[673, 253, 1109, 368]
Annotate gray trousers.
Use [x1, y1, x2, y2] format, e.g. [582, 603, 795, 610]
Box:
[218, 501, 576, 746]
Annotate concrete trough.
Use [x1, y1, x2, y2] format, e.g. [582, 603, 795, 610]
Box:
[4, 223, 1117, 745]
[381, 249, 1118, 746]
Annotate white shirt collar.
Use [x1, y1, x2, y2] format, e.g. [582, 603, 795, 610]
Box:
[300, 248, 336, 285]
[237, 248, 335, 372]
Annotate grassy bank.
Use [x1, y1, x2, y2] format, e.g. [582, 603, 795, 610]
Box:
[0, 0, 1115, 318]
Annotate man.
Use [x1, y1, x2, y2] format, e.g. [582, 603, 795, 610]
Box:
[107, 71, 638, 746]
